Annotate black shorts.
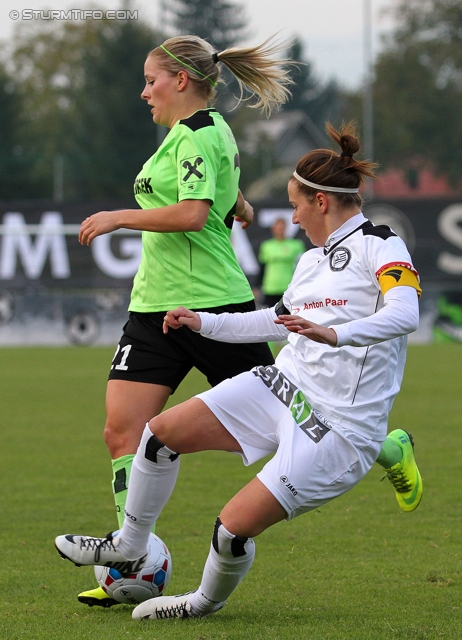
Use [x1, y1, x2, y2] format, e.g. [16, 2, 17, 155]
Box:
[108, 301, 275, 392]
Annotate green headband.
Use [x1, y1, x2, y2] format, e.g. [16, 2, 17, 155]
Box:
[160, 45, 217, 87]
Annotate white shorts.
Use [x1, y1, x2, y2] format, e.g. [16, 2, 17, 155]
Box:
[196, 368, 382, 520]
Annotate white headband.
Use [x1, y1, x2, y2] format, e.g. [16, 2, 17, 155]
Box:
[292, 171, 359, 194]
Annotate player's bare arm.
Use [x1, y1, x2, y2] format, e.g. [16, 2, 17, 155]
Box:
[163, 307, 202, 334]
[275, 314, 338, 346]
[79, 200, 211, 246]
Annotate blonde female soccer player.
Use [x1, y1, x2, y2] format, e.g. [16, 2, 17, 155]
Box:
[75, 34, 295, 607]
[57, 122, 423, 618]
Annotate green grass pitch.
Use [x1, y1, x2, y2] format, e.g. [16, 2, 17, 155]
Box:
[1, 344, 461, 639]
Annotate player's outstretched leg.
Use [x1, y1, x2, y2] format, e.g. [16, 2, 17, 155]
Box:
[379, 429, 423, 512]
[132, 517, 255, 620]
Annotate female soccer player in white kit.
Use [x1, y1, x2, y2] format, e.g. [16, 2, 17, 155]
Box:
[56, 122, 423, 619]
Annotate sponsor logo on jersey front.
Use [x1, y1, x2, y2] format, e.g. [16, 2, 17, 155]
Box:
[289, 302, 301, 314]
[288, 297, 349, 317]
[303, 298, 348, 309]
[329, 246, 351, 271]
[134, 177, 153, 194]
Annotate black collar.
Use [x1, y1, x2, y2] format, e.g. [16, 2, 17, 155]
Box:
[324, 221, 372, 256]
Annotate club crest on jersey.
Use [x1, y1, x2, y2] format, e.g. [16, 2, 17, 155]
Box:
[181, 155, 206, 184]
[329, 247, 351, 271]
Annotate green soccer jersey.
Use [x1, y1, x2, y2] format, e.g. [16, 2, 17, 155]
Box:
[259, 237, 305, 295]
[129, 109, 253, 312]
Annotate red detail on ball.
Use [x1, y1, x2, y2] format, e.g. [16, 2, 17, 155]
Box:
[141, 573, 154, 583]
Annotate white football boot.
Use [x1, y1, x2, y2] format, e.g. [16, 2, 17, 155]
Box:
[132, 591, 224, 620]
[55, 531, 147, 578]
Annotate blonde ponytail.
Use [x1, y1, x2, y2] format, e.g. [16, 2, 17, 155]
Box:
[150, 33, 293, 116]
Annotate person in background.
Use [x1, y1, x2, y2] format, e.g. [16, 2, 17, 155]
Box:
[258, 217, 305, 308]
[258, 217, 305, 355]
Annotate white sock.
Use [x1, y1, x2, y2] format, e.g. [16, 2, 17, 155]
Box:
[190, 519, 255, 615]
[117, 424, 180, 560]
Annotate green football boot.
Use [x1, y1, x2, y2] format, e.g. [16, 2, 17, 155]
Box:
[78, 586, 120, 608]
[384, 429, 423, 512]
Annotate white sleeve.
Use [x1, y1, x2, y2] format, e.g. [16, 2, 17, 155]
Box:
[333, 286, 419, 347]
[197, 307, 289, 343]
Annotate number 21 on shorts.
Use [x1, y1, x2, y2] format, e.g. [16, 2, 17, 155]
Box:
[111, 344, 132, 370]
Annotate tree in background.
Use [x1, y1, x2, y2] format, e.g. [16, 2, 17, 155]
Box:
[11, 20, 95, 199]
[283, 39, 341, 129]
[164, 0, 249, 113]
[165, 0, 248, 51]
[233, 38, 341, 195]
[9, 17, 163, 201]
[366, 0, 462, 186]
[2, 6, 345, 202]
[0, 58, 25, 199]
[73, 19, 163, 200]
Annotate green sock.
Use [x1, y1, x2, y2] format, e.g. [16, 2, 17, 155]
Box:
[111, 454, 156, 533]
[376, 436, 403, 469]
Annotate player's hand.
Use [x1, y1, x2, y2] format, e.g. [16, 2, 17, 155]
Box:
[163, 307, 202, 334]
[235, 189, 254, 229]
[274, 315, 338, 346]
[79, 211, 121, 246]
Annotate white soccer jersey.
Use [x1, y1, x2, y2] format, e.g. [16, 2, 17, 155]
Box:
[198, 213, 421, 442]
[276, 213, 420, 439]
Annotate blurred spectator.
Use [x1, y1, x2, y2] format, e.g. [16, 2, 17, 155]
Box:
[258, 218, 305, 307]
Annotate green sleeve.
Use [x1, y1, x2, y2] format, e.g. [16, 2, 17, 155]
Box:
[175, 125, 220, 204]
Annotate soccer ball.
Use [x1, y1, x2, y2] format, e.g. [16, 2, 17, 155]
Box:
[94, 533, 172, 604]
